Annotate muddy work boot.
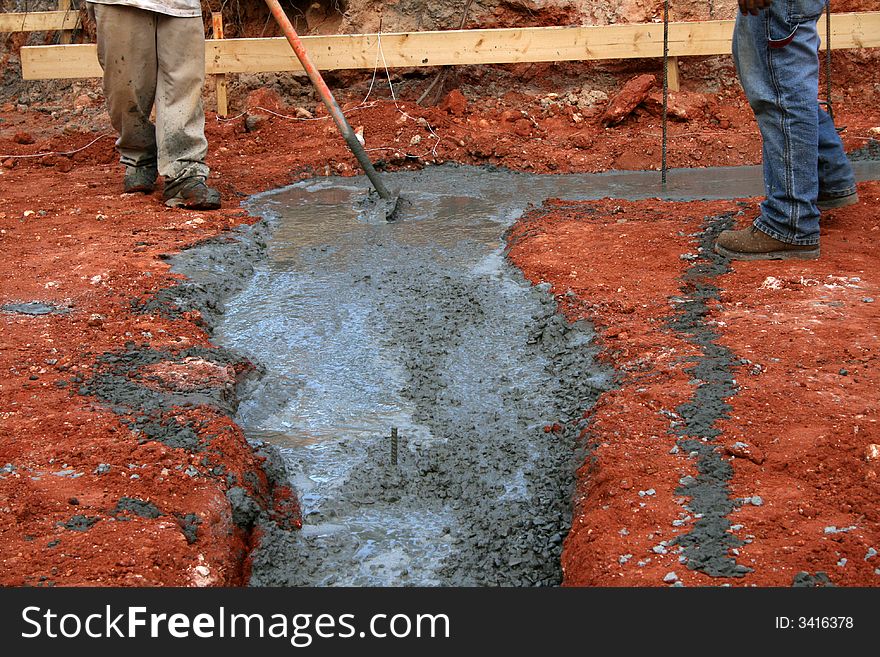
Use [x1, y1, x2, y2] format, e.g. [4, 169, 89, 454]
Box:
[817, 190, 859, 211]
[123, 165, 158, 194]
[163, 177, 221, 210]
[714, 226, 819, 261]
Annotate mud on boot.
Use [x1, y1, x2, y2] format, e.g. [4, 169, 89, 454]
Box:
[163, 176, 221, 210]
[123, 165, 158, 194]
[714, 225, 819, 261]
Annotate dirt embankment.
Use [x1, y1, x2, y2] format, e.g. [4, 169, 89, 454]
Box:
[0, 132, 305, 585]
[507, 184, 880, 587]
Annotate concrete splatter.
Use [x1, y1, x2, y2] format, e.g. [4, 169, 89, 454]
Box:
[667, 211, 752, 578]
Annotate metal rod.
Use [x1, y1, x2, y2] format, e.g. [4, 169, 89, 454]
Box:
[390, 427, 398, 467]
[825, 0, 834, 121]
[661, 0, 669, 186]
[417, 0, 474, 105]
[263, 0, 395, 200]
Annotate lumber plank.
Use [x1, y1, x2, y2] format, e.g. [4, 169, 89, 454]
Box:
[20, 12, 880, 80]
[0, 10, 80, 33]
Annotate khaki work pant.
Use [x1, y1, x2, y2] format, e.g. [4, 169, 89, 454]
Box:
[91, 3, 209, 184]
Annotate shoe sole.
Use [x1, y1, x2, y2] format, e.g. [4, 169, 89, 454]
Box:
[164, 198, 221, 210]
[714, 244, 820, 260]
[817, 193, 859, 211]
[124, 185, 155, 194]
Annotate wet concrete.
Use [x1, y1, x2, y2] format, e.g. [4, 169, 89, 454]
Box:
[211, 166, 619, 586]
[114, 497, 162, 519]
[1, 302, 69, 315]
[167, 162, 880, 587]
[850, 138, 880, 162]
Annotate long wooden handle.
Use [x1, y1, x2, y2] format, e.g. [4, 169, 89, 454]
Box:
[263, 0, 395, 200]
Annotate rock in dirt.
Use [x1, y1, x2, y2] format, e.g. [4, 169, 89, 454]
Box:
[601, 75, 655, 126]
[866, 444, 880, 462]
[439, 89, 468, 116]
[642, 91, 709, 121]
[73, 94, 93, 110]
[513, 118, 532, 137]
[13, 132, 35, 145]
[245, 114, 267, 133]
[245, 87, 285, 113]
[614, 150, 650, 170]
[55, 157, 74, 173]
[500, 109, 522, 123]
[723, 441, 765, 465]
[571, 133, 594, 150]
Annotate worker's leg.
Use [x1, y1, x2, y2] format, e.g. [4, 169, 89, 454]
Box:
[91, 3, 158, 170]
[154, 13, 209, 187]
[817, 103, 856, 201]
[733, 1, 827, 245]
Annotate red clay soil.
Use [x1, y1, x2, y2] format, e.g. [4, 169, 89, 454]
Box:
[1, 58, 879, 585]
[508, 189, 880, 586]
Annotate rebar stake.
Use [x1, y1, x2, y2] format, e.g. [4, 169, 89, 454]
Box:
[390, 427, 398, 467]
[826, 2, 834, 122]
[661, 0, 669, 187]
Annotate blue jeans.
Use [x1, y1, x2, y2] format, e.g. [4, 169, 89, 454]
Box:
[733, 1, 856, 245]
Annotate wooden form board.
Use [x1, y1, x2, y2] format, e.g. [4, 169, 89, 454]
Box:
[0, 10, 80, 33]
[20, 12, 880, 80]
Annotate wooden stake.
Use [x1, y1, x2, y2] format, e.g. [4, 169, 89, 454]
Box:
[667, 56, 680, 92]
[58, 0, 72, 44]
[212, 12, 228, 117]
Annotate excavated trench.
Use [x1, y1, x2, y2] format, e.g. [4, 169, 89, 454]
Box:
[170, 162, 880, 587]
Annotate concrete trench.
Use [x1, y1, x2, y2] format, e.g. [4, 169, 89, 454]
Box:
[165, 162, 880, 587]
[211, 169, 615, 586]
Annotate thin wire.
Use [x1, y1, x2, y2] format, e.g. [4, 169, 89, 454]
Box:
[643, 129, 758, 139]
[374, 26, 442, 157]
[215, 23, 443, 159]
[0, 133, 113, 160]
[217, 101, 379, 123]
[359, 19, 385, 105]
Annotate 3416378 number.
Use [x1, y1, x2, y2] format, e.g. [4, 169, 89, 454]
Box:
[776, 617, 854, 629]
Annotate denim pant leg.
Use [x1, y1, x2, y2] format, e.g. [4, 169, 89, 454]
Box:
[733, 2, 827, 245]
[817, 103, 856, 199]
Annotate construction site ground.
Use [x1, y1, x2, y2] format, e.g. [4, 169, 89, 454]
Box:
[2, 32, 880, 586]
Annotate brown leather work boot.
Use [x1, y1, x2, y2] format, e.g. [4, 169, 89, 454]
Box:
[714, 226, 819, 261]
